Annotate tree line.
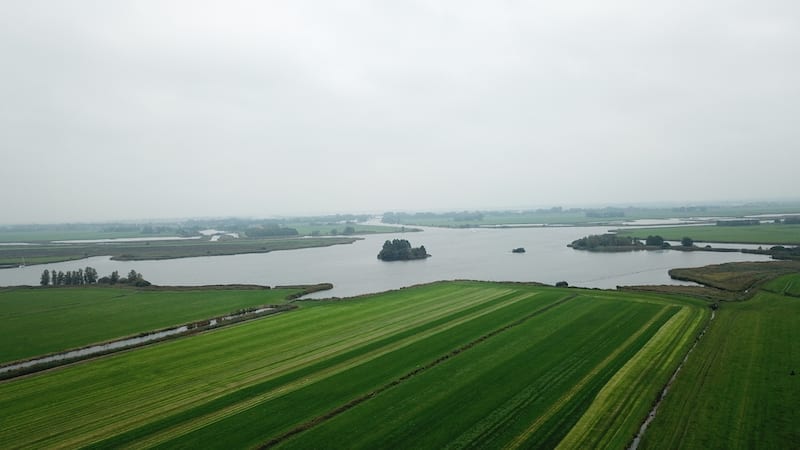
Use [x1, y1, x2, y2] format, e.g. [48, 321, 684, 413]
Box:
[245, 224, 299, 238]
[40, 267, 150, 287]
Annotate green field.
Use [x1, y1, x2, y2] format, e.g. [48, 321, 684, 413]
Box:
[763, 273, 800, 297]
[641, 274, 800, 449]
[0, 286, 300, 364]
[617, 223, 800, 245]
[0, 282, 707, 449]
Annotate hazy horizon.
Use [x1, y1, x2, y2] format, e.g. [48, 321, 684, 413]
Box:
[3, 2, 799, 223]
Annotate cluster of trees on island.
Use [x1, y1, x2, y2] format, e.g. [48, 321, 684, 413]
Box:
[570, 234, 693, 250]
[40, 267, 150, 287]
[377, 239, 429, 261]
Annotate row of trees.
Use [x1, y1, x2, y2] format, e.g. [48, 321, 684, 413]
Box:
[40, 267, 98, 286]
[245, 224, 299, 238]
[40, 268, 150, 287]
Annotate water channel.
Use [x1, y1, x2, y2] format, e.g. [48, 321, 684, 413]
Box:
[0, 225, 771, 298]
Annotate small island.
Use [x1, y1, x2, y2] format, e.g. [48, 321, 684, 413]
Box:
[377, 239, 430, 261]
[512, 247, 526, 253]
[568, 234, 695, 252]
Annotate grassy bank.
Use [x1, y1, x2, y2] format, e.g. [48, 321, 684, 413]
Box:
[668, 261, 800, 292]
[0, 285, 301, 364]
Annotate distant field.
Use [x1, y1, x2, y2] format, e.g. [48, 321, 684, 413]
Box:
[641, 275, 800, 449]
[0, 282, 706, 449]
[0, 229, 176, 243]
[617, 224, 800, 245]
[383, 205, 800, 227]
[0, 224, 409, 243]
[0, 286, 300, 364]
[0, 237, 359, 267]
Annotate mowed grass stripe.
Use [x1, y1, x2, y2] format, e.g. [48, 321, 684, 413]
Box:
[556, 304, 708, 449]
[446, 305, 667, 449]
[504, 305, 676, 449]
[152, 290, 572, 449]
[116, 291, 544, 448]
[276, 296, 670, 449]
[452, 302, 675, 449]
[3, 284, 522, 448]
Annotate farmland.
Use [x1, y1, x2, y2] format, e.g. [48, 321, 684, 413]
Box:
[617, 223, 800, 245]
[641, 273, 800, 449]
[0, 282, 708, 449]
[0, 285, 300, 364]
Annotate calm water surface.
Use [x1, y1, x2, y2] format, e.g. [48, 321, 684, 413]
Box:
[0, 226, 771, 298]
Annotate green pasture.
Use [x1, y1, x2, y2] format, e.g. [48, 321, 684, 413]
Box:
[0, 286, 299, 364]
[0, 282, 706, 449]
[618, 223, 800, 245]
[763, 273, 800, 297]
[642, 284, 800, 449]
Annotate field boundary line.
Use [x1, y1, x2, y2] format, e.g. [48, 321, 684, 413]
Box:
[556, 306, 701, 448]
[258, 293, 578, 449]
[504, 306, 673, 450]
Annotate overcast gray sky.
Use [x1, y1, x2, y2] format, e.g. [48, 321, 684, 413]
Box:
[1, 1, 798, 223]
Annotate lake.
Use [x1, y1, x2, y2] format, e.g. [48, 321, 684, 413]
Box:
[0, 226, 771, 298]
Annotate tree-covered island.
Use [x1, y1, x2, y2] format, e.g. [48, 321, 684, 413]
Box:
[568, 234, 675, 251]
[377, 239, 430, 261]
